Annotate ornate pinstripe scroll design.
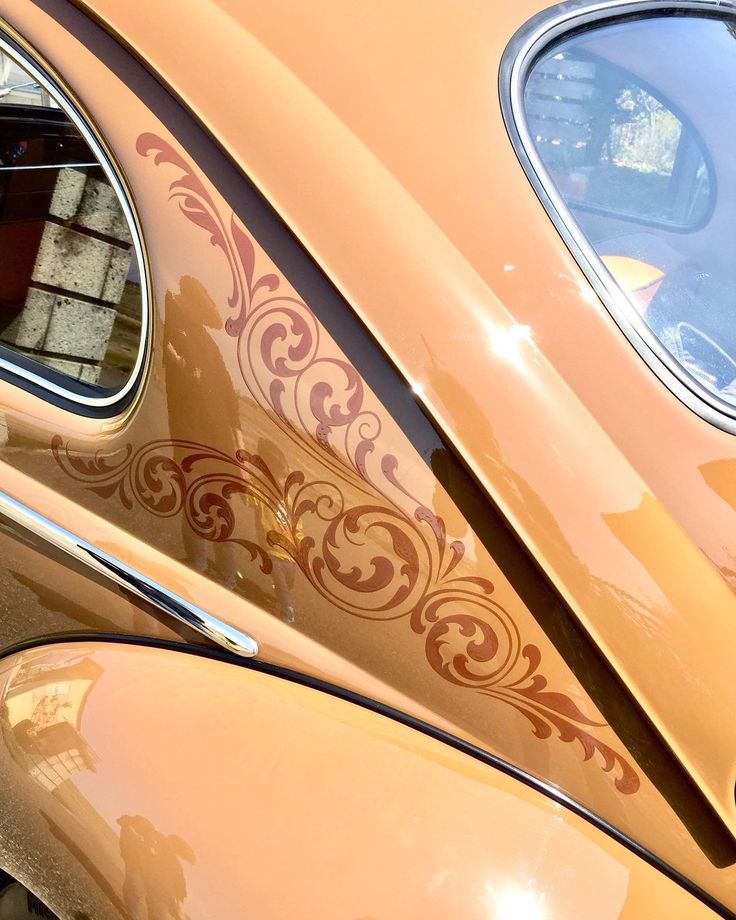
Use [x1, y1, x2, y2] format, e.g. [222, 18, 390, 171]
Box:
[52, 134, 639, 793]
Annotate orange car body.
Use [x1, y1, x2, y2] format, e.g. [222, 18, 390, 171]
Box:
[0, 0, 735, 917]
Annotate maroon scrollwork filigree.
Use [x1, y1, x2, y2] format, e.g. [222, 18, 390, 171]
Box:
[52, 136, 641, 794]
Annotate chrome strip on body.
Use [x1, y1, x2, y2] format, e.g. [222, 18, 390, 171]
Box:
[500, 0, 736, 436]
[0, 489, 259, 658]
[0, 30, 150, 412]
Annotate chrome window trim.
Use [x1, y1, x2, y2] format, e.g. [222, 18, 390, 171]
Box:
[500, 0, 736, 435]
[0, 162, 99, 172]
[0, 489, 259, 658]
[0, 31, 150, 413]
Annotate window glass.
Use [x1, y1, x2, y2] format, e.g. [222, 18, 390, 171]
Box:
[0, 46, 143, 394]
[526, 51, 711, 228]
[521, 15, 736, 410]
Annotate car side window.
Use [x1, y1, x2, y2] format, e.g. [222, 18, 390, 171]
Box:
[0, 42, 145, 398]
[512, 12, 736, 426]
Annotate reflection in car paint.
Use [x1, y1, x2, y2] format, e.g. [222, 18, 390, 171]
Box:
[4, 653, 99, 791]
[119, 815, 194, 920]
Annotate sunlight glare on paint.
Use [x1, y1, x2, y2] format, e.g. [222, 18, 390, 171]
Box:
[493, 887, 546, 920]
[484, 321, 534, 366]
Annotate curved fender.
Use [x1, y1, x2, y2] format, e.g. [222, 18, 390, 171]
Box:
[0, 641, 721, 919]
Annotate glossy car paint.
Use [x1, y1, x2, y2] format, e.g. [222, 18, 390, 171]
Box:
[0, 0, 734, 915]
[0, 641, 721, 919]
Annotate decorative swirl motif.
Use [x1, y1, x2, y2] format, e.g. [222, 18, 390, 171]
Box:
[53, 135, 641, 794]
[138, 133, 393, 504]
[52, 433, 639, 793]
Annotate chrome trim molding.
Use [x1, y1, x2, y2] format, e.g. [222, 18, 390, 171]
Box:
[0, 489, 259, 658]
[0, 30, 150, 412]
[0, 162, 98, 172]
[500, 0, 736, 436]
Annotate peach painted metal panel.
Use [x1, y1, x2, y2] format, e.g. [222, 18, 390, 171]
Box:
[0, 641, 720, 920]
[59, 0, 736, 841]
[0, 0, 649, 817]
[53, 0, 736, 876]
[0, 0, 732, 911]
